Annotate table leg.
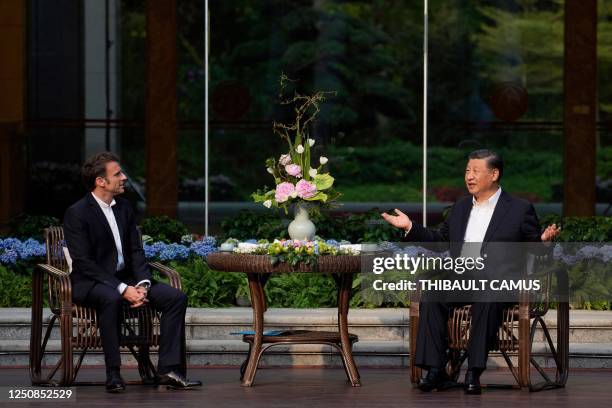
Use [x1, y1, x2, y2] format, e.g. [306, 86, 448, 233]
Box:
[242, 273, 265, 387]
[338, 273, 361, 386]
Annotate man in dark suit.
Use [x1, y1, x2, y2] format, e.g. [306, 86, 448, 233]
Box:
[382, 149, 560, 394]
[63, 152, 201, 393]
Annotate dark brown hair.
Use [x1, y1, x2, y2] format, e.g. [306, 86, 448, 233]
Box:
[82, 152, 120, 191]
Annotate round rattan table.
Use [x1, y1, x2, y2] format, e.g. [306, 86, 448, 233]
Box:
[207, 253, 362, 387]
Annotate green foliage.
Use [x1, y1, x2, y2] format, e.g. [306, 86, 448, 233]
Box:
[7, 214, 61, 241]
[220, 209, 402, 243]
[220, 210, 288, 242]
[168, 258, 243, 307]
[0, 265, 37, 307]
[599, 146, 612, 180]
[264, 273, 338, 308]
[140, 216, 189, 243]
[540, 215, 612, 242]
[565, 260, 611, 311]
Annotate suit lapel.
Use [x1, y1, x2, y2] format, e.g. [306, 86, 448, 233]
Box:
[87, 193, 115, 244]
[482, 191, 511, 243]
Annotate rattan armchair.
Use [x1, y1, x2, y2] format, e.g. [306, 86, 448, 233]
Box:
[29, 226, 185, 386]
[408, 252, 569, 392]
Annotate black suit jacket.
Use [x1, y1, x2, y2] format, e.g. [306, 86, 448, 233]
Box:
[63, 193, 152, 303]
[405, 191, 544, 283]
[406, 191, 542, 248]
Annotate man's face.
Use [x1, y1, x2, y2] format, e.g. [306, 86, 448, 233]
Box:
[465, 158, 498, 197]
[98, 161, 127, 196]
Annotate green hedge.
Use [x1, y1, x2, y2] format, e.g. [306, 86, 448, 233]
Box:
[220, 209, 403, 243]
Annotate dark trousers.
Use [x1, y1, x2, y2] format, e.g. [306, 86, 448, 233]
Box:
[414, 301, 506, 370]
[81, 281, 187, 370]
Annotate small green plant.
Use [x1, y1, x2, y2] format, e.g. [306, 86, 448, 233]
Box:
[140, 216, 190, 243]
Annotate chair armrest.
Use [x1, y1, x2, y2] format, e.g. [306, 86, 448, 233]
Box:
[149, 262, 182, 290]
[33, 264, 72, 316]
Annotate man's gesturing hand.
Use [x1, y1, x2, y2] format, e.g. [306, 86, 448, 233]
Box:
[541, 223, 561, 242]
[123, 286, 148, 308]
[381, 208, 413, 233]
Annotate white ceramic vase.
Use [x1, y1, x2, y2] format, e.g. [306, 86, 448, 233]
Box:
[288, 203, 316, 241]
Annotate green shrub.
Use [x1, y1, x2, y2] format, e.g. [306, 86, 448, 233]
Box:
[0, 265, 38, 307]
[220, 210, 287, 242]
[220, 209, 403, 243]
[141, 216, 189, 243]
[168, 258, 243, 307]
[540, 215, 612, 242]
[7, 214, 60, 241]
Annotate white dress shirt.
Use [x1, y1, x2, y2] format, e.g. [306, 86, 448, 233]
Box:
[463, 187, 502, 242]
[460, 187, 501, 258]
[91, 192, 150, 294]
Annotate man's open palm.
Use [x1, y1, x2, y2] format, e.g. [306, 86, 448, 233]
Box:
[381, 209, 412, 231]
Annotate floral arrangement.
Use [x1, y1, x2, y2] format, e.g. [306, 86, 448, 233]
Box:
[223, 238, 361, 267]
[252, 75, 340, 213]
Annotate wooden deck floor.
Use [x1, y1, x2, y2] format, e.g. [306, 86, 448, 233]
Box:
[1, 367, 610, 407]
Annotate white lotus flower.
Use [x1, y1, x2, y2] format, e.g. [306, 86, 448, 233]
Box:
[319, 156, 328, 165]
[308, 138, 315, 147]
[296, 144, 304, 154]
[309, 168, 318, 178]
[266, 167, 274, 174]
[263, 200, 272, 208]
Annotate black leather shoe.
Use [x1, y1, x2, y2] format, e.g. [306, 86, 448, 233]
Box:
[464, 369, 482, 395]
[418, 367, 451, 392]
[157, 371, 202, 389]
[105, 371, 126, 393]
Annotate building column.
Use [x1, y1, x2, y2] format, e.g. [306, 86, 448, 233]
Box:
[0, 0, 25, 228]
[145, 0, 177, 217]
[564, 0, 597, 216]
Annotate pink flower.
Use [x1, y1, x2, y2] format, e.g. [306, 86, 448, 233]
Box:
[285, 164, 302, 177]
[296, 179, 317, 199]
[279, 154, 292, 166]
[275, 182, 296, 203]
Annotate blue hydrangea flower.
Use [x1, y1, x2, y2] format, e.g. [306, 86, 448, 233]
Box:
[190, 238, 218, 258]
[18, 239, 46, 258]
[0, 238, 20, 250]
[0, 249, 19, 265]
[158, 243, 190, 261]
[143, 241, 167, 260]
[201, 236, 217, 246]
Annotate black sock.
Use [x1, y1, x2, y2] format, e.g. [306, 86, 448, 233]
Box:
[106, 366, 121, 377]
[158, 364, 180, 375]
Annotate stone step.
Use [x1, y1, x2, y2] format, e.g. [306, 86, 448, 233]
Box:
[1, 338, 611, 369]
[3, 308, 611, 344]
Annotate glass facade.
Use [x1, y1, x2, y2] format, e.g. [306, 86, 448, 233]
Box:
[22, 1, 610, 226]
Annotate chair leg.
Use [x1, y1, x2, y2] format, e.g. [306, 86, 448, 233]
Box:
[59, 312, 74, 386]
[408, 314, 421, 384]
[527, 316, 566, 392]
